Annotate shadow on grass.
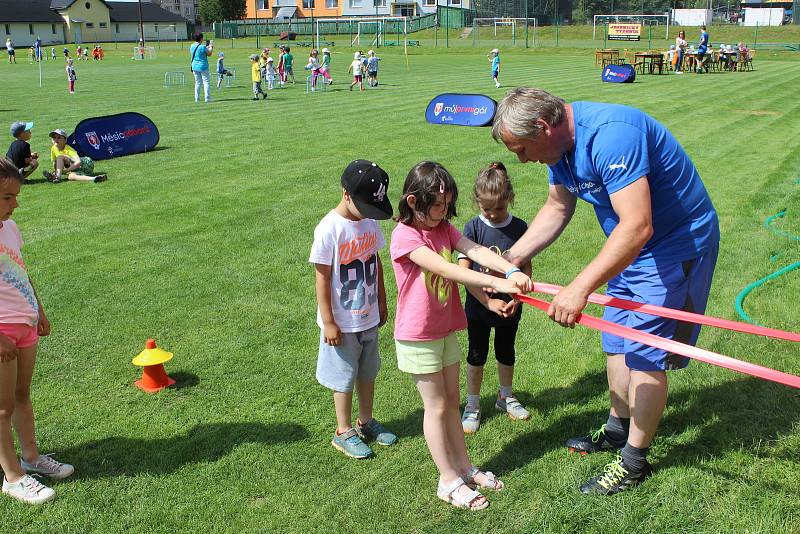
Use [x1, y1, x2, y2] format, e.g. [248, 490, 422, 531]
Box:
[169, 370, 199, 389]
[659, 376, 800, 467]
[481, 370, 609, 474]
[59, 422, 308, 479]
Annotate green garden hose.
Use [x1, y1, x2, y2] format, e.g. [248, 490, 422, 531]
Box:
[735, 208, 800, 325]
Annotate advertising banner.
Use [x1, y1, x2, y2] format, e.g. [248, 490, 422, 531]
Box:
[425, 94, 497, 127]
[68, 112, 160, 161]
[608, 23, 641, 41]
[601, 63, 636, 83]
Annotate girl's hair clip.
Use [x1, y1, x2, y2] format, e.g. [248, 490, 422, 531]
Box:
[438, 179, 445, 194]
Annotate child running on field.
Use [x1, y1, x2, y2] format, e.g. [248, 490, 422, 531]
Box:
[310, 160, 398, 459]
[488, 48, 501, 88]
[349, 52, 364, 91]
[319, 47, 333, 85]
[458, 162, 531, 434]
[390, 161, 532, 510]
[0, 157, 74, 505]
[282, 46, 295, 84]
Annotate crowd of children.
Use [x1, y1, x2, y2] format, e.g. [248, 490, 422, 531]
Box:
[311, 158, 533, 511]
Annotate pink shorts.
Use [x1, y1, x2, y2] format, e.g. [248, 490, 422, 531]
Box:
[0, 323, 39, 349]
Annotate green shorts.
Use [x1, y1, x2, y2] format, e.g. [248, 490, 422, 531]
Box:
[395, 332, 461, 375]
[78, 156, 95, 175]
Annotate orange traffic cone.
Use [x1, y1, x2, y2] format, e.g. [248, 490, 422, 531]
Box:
[132, 339, 176, 393]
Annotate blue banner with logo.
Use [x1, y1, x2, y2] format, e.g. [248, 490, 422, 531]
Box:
[67, 112, 160, 161]
[601, 64, 636, 83]
[425, 94, 497, 127]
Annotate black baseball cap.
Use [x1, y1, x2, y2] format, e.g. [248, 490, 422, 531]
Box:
[341, 160, 392, 220]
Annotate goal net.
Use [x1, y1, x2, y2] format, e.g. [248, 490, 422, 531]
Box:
[592, 14, 670, 40]
[132, 46, 156, 60]
[471, 18, 537, 48]
[314, 17, 408, 51]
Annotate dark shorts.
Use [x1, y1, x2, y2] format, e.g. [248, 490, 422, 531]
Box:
[368, 70, 377, 77]
[7, 49, 14, 56]
[353, 74, 363, 82]
[492, 69, 499, 78]
[602, 244, 719, 371]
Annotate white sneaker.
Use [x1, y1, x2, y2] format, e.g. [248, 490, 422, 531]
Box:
[21, 454, 74, 480]
[2, 475, 55, 504]
[496, 395, 530, 420]
[495, 82, 501, 88]
[461, 406, 481, 434]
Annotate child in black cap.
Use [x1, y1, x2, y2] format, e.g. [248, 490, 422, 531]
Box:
[5, 122, 39, 181]
[308, 160, 398, 459]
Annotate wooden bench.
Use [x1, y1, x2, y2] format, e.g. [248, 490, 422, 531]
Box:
[384, 40, 420, 47]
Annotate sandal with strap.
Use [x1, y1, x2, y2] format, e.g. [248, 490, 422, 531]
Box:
[465, 466, 504, 491]
[436, 477, 489, 511]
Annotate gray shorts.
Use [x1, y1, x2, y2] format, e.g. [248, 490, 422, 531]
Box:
[316, 325, 381, 392]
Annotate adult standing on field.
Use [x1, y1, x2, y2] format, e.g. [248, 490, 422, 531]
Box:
[493, 87, 720, 495]
[189, 32, 214, 103]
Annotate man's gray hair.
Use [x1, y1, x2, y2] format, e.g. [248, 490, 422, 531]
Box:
[491, 87, 566, 142]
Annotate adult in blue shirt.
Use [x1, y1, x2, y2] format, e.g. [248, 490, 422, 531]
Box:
[189, 32, 214, 103]
[493, 87, 720, 495]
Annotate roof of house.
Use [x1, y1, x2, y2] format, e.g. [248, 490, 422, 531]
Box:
[106, 1, 188, 23]
[1, 0, 65, 22]
[50, 0, 112, 9]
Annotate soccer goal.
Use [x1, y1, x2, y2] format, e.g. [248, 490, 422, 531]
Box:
[314, 17, 409, 52]
[132, 46, 156, 60]
[471, 18, 537, 48]
[592, 14, 670, 40]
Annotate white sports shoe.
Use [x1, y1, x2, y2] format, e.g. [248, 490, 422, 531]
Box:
[21, 454, 74, 480]
[2, 475, 55, 505]
[496, 395, 530, 421]
[461, 406, 481, 434]
[495, 82, 501, 88]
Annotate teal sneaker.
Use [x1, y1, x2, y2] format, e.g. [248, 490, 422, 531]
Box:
[357, 418, 398, 446]
[331, 428, 373, 459]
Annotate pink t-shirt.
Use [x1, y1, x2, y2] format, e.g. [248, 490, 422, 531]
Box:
[0, 220, 38, 326]
[390, 221, 467, 341]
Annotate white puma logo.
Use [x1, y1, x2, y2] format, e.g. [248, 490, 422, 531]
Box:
[373, 182, 386, 202]
[608, 156, 627, 171]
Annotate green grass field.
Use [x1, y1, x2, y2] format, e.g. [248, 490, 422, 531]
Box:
[1, 38, 799, 532]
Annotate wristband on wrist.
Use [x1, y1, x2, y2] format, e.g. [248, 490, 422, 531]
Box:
[505, 267, 522, 279]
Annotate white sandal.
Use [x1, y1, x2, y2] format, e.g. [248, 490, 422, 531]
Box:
[437, 477, 489, 510]
[466, 466, 504, 491]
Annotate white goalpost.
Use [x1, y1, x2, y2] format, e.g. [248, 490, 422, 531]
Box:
[592, 14, 670, 40]
[314, 17, 409, 54]
[472, 18, 537, 46]
[132, 46, 156, 60]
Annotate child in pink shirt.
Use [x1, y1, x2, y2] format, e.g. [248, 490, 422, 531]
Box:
[0, 158, 73, 505]
[390, 161, 531, 511]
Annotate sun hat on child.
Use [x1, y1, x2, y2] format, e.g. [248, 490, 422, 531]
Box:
[249, 54, 259, 60]
[491, 48, 499, 54]
[322, 47, 330, 53]
[9, 121, 33, 138]
[218, 52, 224, 57]
[354, 52, 361, 59]
[48, 128, 67, 138]
[267, 57, 274, 62]
[341, 160, 392, 220]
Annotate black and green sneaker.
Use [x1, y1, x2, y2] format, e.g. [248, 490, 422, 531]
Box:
[579, 455, 652, 495]
[566, 424, 623, 455]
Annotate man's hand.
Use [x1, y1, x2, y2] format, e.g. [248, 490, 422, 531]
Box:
[323, 322, 341, 346]
[547, 283, 589, 328]
[0, 334, 19, 362]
